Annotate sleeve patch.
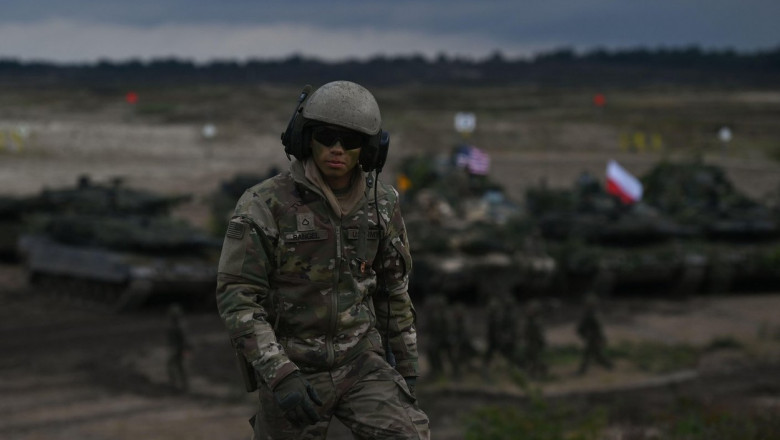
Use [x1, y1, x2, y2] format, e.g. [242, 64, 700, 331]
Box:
[227, 220, 246, 239]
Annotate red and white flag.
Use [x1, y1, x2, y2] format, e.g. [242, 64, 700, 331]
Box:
[606, 160, 643, 204]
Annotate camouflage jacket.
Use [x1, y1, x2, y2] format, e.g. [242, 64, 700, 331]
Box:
[216, 160, 419, 389]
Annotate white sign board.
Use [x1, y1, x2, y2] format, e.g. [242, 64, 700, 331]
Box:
[202, 123, 217, 139]
[718, 126, 732, 143]
[454, 112, 476, 134]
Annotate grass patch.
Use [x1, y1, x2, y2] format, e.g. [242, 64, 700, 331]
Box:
[611, 340, 699, 373]
[463, 391, 607, 440]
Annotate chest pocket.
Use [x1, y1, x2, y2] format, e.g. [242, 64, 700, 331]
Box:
[275, 210, 333, 283]
[344, 227, 381, 277]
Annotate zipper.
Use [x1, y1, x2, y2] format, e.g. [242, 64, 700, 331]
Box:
[326, 219, 341, 367]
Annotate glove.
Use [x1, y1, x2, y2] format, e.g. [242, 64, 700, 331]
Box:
[273, 372, 323, 427]
[404, 377, 417, 397]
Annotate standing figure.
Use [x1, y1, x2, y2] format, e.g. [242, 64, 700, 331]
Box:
[424, 293, 454, 377]
[577, 294, 613, 374]
[449, 302, 479, 378]
[483, 295, 521, 369]
[166, 303, 191, 392]
[216, 81, 430, 439]
[522, 300, 548, 379]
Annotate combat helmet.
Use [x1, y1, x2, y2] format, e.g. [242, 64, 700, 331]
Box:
[281, 80, 388, 172]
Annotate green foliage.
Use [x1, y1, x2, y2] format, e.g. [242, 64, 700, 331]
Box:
[660, 398, 780, 440]
[463, 396, 607, 440]
[544, 344, 584, 367]
[703, 336, 744, 352]
[611, 340, 699, 373]
[135, 102, 178, 116]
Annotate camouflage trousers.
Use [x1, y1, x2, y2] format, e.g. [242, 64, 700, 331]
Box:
[253, 350, 430, 440]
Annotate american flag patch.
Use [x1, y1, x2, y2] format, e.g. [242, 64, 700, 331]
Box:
[226, 221, 246, 239]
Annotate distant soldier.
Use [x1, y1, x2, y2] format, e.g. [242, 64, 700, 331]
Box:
[166, 303, 192, 392]
[576, 294, 613, 374]
[424, 293, 454, 377]
[522, 300, 548, 379]
[449, 302, 479, 378]
[483, 294, 521, 370]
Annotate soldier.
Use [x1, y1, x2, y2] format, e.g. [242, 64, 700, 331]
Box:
[577, 293, 613, 374]
[216, 81, 430, 439]
[166, 303, 191, 392]
[483, 294, 522, 370]
[449, 302, 479, 378]
[423, 293, 454, 378]
[522, 300, 548, 379]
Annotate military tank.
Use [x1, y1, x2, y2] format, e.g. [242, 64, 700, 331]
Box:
[30, 174, 191, 216]
[0, 195, 34, 261]
[524, 170, 706, 297]
[641, 160, 780, 293]
[18, 213, 222, 311]
[399, 152, 556, 304]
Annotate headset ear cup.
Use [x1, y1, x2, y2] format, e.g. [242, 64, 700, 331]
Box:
[282, 117, 294, 155]
[282, 85, 313, 161]
[375, 130, 389, 173]
[359, 130, 389, 173]
[283, 108, 310, 160]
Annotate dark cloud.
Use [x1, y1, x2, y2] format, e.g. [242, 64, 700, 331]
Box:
[0, 0, 777, 62]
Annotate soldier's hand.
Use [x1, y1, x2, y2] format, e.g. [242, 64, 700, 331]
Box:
[273, 372, 323, 427]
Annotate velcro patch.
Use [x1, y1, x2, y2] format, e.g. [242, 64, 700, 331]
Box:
[284, 230, 328, 242]
[347, 229, 381, 240]
[226, 221, 246, 239]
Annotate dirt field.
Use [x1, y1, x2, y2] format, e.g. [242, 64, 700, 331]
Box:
[1, 85, 779, 439]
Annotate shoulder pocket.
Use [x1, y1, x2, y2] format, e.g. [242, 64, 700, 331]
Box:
[391, 236, 412, 279]
[218, 218, 251, 276]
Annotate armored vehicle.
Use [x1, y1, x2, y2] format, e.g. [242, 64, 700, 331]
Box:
[0, 195, 34, 261]
[30, 174, 191, 216]
[18, 213, 222, 311]
[525, 171, 705, 296]
[399, 152, 556, 304]
[641, 160, 780, 293]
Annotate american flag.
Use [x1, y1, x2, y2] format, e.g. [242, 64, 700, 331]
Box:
[456, 145, 490, 175]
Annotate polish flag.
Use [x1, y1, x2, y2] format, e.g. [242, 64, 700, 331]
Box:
[606, 160, 643, 204]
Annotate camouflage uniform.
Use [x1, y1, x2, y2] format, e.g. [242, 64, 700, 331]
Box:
[449, 302, 479, 377]
[216, 159, 429, 439]
[522, 301, 547, 379]
[423, 293, 454, 376]
[166, 303, 191, 392]
[483, 295, 521, 368]
[577, 298, 613, 374]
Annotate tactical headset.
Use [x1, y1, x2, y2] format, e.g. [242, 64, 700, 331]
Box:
[281, 85, 389, 173]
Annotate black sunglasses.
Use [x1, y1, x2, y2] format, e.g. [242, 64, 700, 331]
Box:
[311, 126, 366, 150]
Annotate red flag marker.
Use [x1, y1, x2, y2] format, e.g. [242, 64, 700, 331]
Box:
[593, 93, 606, 108]
[125, 91, 138, 105]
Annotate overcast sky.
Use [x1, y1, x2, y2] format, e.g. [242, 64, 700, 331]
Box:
[1, 0, 778, 64]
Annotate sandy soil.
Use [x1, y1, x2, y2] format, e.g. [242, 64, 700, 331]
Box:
[1, 104, 779, 439]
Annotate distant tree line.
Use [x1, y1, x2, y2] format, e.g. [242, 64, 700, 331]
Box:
[1, 46, 779, 88]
